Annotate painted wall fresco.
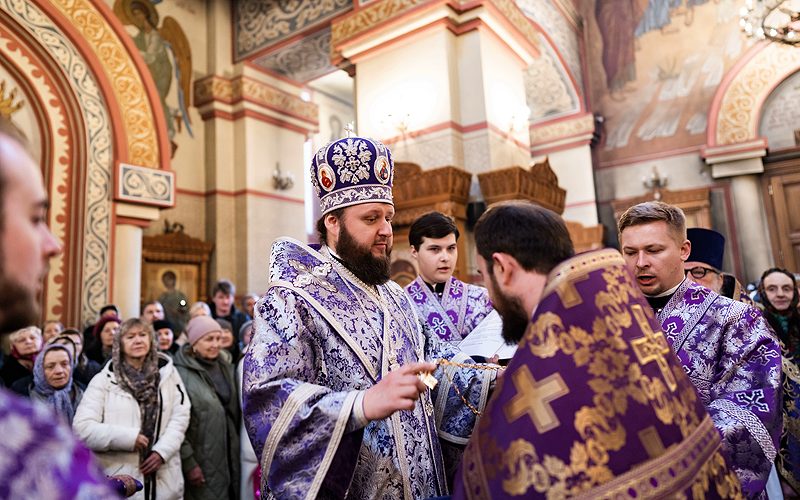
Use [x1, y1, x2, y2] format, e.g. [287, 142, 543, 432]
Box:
[113, 0, 193, 157]
[234, 0, 353, 59]
[759, 69, 800, 150]
[584, 0, 753, 166]
[252, 27, 337, 82]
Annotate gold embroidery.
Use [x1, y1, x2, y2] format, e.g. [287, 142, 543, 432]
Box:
[630, 304, 678, 391]
[482, 258, 739, 497]
[553, 273, 589, 308]
[503, 367, 569, 433]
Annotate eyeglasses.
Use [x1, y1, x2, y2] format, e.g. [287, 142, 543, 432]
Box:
[685, 266, 720, 279]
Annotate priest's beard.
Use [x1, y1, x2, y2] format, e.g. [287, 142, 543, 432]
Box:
[0, 250, 40, 334]
[488, 272, 530, 344]
[336, 223, 392, 286]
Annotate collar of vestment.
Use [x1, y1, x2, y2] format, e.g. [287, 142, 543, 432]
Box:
[656, 278, 720, 353]
[405, 275, 468, 341]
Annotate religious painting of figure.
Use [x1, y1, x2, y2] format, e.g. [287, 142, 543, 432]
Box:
[585, 0, 751, 166]
[113, 0, 193, 157]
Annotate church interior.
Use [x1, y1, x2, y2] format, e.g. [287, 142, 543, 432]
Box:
[3, 0, 799, 328]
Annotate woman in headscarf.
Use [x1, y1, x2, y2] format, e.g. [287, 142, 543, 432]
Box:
[85, 315, 121, 365]
[759, 268, 800, 495]
[12, 343, 83, 425]
[0, 326, 42, 387]
[73, 317, 191, 500]
[174, 315, 240, 500]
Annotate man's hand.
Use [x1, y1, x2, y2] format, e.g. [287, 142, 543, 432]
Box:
[133, 434, 149, 452]
[140, 451, 164, 475]
[186, 465, 205, 487]
[363, 361, 438, 421]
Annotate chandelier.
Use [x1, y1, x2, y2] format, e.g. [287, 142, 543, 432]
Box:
[740, 0, 800, 44]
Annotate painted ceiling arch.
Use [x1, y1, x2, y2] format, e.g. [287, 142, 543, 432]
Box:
[707, 41, 800, 148]
[0, 0, 172, 325]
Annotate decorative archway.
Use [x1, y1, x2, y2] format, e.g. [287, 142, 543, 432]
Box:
[0, 0, 171, 326]
[706, 41, 800, 151]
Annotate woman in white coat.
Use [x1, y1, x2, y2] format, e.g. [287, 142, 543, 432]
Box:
[74, 317, 191, 500]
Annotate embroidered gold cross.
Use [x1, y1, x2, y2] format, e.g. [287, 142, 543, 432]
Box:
[554, 274, 590, 309]
[638, 426, 668, 458]
[504, 366, 569, 433]
[630, 304, 677, 391]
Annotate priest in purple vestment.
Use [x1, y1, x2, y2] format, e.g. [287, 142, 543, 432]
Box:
[0, 119, 118, 498]
[404, 211, 494, 346]
[453, 201, 741, 499]
[403, 212, 496, 485]
[619, 201, 782, 498]
[242, 136, 496, 499]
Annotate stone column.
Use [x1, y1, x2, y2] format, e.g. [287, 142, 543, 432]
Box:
[194, 66, 318, 295]
[705, 142, 774, 282]
[112, 223, 143, 320]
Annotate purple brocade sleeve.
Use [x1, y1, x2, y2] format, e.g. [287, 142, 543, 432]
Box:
[0, 390, 118, 499]
[242, 287, 362, 499]
[704, 308, 782, 498]
[426, 329, 494, 443]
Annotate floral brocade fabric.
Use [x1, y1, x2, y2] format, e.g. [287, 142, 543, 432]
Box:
[453, 249, 743, 500]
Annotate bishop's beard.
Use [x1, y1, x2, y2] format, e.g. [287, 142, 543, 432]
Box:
[336, 223, 392, 286]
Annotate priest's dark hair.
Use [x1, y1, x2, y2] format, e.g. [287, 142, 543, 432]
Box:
[408, 212, 459, 249]
[474, 201, 574, 274]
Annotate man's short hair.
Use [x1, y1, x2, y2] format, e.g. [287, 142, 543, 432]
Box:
[212, 279, 235, 297]
[617, 201, 687, 243]
[409, 212, 459, 249]
[474, 201, 574, 274]
[99, 304, 119, 316]
[316, 207, 344, 245]
[216, 318, 233, 332]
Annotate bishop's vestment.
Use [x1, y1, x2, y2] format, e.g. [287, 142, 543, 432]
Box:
[243, 239, 494, 499]
[656, 279, 782, 498]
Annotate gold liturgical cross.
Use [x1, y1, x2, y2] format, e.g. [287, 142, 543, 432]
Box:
[504, 366, 569, 434]
[630, 304, 677, 391]
[554, 274, 589, 309]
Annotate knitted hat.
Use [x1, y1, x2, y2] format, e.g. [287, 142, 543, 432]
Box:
[310, 136, 394, 215]
[186, 316, 221, 345]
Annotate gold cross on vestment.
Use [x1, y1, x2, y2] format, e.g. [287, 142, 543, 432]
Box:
[638, 426, 669, 459]
[504, 366, 569, 434]
[630, 304, 677, 391]
[554, 274, 589, 309]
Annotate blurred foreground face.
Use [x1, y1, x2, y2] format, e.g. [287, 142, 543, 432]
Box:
[0, 136, 61, 331]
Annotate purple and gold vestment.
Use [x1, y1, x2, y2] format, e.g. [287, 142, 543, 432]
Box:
[657, 279, 782, 498]
[243, 239, 494, 499]
[453, 249, 742, 499]
[0, 388, 117, 499]
[404, 276, 494, 344]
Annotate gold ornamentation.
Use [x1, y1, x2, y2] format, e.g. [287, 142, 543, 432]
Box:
[194, 75, 319, 125]
[0, 80, 24, 117]
[418, 371, 438, 390]
[503, 366, 569, 433]
[437, 358, 503, 416]
[489, 261, 719, 496]
[630, 304, 677, 391]
[530, 112, 594, 146]
[715, 42, 800, 145]
[51, 0, 160, 167]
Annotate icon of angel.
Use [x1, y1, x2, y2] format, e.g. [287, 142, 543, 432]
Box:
[114, 0, 193, 155]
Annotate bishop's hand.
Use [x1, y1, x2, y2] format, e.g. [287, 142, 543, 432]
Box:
[363, 361, 438, 421]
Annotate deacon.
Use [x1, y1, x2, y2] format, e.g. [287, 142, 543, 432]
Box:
[243, 136, 495, 499]
[618, 201, 781, 498]
[405, 211, 494, 345]
[453, 201, 741, 499]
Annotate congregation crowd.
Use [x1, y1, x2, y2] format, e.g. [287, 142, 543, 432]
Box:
[0, 279, 259, 500]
